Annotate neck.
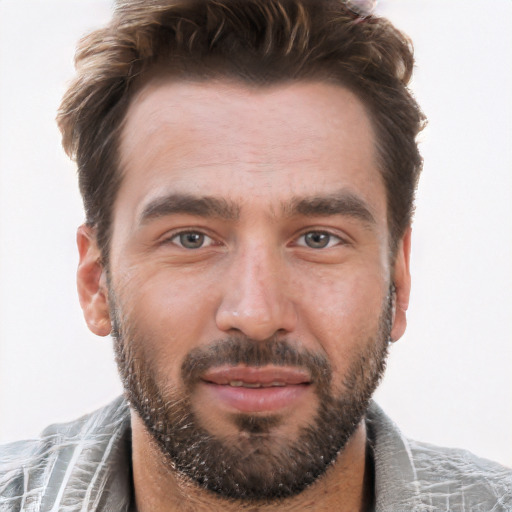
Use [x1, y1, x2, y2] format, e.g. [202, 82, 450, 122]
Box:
[131, 412, 372, 512]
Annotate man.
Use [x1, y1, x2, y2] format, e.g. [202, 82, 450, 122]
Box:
[0, 0, 511, 510]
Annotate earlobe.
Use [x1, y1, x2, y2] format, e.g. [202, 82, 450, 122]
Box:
[76, 225, 111, 336]
[390, 227, 412, 342]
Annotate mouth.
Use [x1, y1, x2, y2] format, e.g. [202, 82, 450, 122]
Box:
[221, 380, 287, 388]
[199, 366, 311, 413]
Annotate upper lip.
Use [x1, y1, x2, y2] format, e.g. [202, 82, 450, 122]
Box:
[201, 366, 311, 386]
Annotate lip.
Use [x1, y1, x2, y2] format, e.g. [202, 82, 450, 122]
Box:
[200, 365, 311, 413]
[201, 365, 311, 385]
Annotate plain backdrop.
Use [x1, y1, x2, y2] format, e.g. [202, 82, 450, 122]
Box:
[0, 0, 511, 467]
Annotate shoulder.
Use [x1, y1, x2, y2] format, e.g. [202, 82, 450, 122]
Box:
[0, 437, 43, 511]
[367, 402, 512, 511]
[0, 397, 130, 511]
[409, 438, 512, 503]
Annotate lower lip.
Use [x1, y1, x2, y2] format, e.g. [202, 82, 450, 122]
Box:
[201, 382, 310, 413]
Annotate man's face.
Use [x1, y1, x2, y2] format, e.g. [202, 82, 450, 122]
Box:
[81, 79, 410, 499]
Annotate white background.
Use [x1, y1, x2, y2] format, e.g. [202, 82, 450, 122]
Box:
[0, 0, 511, 467]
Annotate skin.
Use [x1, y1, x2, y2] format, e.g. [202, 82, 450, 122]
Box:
[76, 79, 411, 511]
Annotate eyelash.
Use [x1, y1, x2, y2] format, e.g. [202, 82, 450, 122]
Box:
[166, 230, 217, 249]
[163, 229, 347, 250]
[295, 231, 345, 249]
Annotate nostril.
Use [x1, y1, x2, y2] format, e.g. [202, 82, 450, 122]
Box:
[216, 306, 290, 340]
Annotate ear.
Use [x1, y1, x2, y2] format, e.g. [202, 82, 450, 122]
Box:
[390, 227, 412, 342]
[76, 225, 111, 336]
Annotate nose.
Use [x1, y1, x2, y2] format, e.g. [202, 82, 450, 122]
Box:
[215, 244, 297, 340]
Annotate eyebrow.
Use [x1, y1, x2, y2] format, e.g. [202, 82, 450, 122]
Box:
[139, 194, 240, 224]
[139, 190, 376, 226]
[284, 191, 376, 225]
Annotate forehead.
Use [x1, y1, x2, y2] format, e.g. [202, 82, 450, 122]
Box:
[116, 78, 386, 226]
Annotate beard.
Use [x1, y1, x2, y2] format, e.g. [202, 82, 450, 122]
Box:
[110, 288, 393, 502]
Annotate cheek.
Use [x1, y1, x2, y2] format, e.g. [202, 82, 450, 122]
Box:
[292, 264, 387, 371]
[121, 261, 217, 324]
[115, 267, 220, 382]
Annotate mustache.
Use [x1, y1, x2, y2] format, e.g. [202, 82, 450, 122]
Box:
[181, 336, 332, 389]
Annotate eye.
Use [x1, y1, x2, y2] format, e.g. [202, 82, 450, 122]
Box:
[170, 231, 214, 249]
[297, 231, 343, 249]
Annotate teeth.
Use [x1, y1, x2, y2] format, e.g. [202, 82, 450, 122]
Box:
[228, 381, 286, 388]
[242, 382, 262, 388]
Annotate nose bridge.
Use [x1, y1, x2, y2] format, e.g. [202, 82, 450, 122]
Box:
[215, 239, 296, 339]
[241, 243, 278, 311]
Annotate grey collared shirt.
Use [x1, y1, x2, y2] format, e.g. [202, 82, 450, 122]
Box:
[1, 397, 511, 511]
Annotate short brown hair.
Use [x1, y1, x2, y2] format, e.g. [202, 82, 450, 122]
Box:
[58, 0, 425, 260]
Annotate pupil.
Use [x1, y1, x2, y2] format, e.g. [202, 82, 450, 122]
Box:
[180, 232, 204, 248]
[306, 232, 329, 248]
